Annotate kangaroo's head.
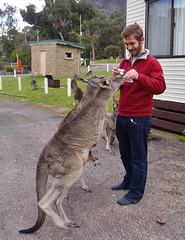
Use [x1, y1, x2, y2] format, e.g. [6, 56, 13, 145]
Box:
[112, 96, 119, 112]
[98, 75, 124, 93]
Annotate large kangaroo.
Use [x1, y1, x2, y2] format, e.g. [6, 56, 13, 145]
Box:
[58, 74, 104, 192]
[58, 74, 104, 129]
[19, 75, 125, 234]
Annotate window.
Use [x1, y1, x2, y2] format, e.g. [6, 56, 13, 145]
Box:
[146, 0, 185, 57]
[65, 52, 73, 59]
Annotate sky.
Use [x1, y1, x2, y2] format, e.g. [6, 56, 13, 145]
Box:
[0, 0, 45, 31]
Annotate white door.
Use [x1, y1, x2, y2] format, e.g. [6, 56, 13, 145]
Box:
[40, 51, 46, 76]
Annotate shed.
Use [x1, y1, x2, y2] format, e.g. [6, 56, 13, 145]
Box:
[125, 0, 185, 134]
[29, 40, 85, 78]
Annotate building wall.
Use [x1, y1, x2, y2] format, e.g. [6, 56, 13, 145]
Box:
[56, 44, 81, 77]
[126, 0, 145, 35]
[31, 43, 81, 77]
[31, 43, 56, 76]
[126, 0, 185, 104]
[156, 58, 185, 103]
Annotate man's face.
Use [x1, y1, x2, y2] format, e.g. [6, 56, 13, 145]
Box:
[124, 35, 144, 57]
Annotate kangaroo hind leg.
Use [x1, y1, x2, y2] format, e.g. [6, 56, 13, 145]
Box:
[55, 188, 80, 228]
[38, 180, 68, 229]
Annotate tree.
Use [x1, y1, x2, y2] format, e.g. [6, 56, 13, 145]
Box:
[10, 48, 22, 62]
[82, 9, 108, 60]
[47, 0, 73, 40]
[0, 3, 17, 36]
[46, 0, 96, 41]
[20, 4, 59, 41]
[103, 45, 121, 58]
[98, 10, 124, 58]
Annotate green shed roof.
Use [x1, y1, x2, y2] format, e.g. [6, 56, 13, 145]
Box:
[29, 39, 85, 49]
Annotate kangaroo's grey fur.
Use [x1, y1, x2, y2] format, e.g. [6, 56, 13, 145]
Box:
[71, 74, 84, 106]
[59, 74, 104, 129]
[58, 73, 104, 192]
[19, 75, 125, 234]
[30, 80, 38, 90]
[103, 96, 119, 154]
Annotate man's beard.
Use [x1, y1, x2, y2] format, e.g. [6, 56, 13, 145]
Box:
[129, 42, 143, 56]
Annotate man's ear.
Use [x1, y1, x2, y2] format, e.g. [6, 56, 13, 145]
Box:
[141, 36, 144, 44]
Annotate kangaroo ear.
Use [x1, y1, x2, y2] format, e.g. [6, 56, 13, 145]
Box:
[99, 79, 109, 88]
[74, 74, 78, 79]
[77, 77, 88, 84]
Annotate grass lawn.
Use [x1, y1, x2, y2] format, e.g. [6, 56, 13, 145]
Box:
[93, 59, 122, 64]
[1, 71, 185, 142]
[0, 71, 120, 114]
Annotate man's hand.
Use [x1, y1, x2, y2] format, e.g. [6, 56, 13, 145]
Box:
[124, 69, 138, 81]
[112, 67, 119, 76]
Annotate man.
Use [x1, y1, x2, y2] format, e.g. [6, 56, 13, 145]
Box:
[112, 23, 166, 205]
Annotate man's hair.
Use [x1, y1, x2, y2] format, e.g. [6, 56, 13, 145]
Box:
[121, 23, 143, 41]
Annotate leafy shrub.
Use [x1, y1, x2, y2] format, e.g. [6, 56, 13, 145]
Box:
[5, 66, 14, 72]
[103, 45, 122, 59]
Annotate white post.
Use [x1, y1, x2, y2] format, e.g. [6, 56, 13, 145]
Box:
[67, 78, 71, 97]
[18, 77, 21, 91]
[107, 64, 109, 72]
[14, 69, 16, 78]
[0, 76, 2, 90]
[44, 78, 48, 94]
[88, 65, 90, 72]
[116, 58, 118, 63]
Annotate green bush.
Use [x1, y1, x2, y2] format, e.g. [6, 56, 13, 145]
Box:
[103, 45, 122, 59]
[5, 66, 14, 72]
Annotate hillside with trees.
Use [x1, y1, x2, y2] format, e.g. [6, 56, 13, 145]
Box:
[0, 0, 125, 71]
[86, 0, 125, 16]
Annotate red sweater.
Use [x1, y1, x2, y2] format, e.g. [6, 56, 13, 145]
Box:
[118, 50, 166, 117]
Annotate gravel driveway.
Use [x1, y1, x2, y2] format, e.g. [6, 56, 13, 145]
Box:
[0, 97, 184, 240]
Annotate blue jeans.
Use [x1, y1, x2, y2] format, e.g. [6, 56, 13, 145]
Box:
[116, 115, 152, 203]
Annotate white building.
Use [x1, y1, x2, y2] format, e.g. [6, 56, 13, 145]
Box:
[125, 0, 185, 134]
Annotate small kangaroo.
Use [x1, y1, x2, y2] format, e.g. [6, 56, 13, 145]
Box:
[19, 75, 125, 234]
[71, 74, 84, 106]
[103, 96, 119, 154]
[30, 80, 38, 90]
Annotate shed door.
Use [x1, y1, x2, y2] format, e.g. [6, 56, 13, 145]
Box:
[40, 51, 46, 76]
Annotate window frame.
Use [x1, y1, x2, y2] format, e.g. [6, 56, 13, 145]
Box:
[64, 52, 73, 59]
[145, 0, 185, 58]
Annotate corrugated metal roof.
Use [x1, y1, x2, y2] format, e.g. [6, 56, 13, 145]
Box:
[29, 39, 85, 49]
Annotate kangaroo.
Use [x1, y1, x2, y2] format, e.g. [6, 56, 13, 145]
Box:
[71, 74, 84, 106]
[59, 74, 104, 192]
[30, 80, 38, 90]
[59, 75, 104, 129]
[86, 70, 94, 77]
[33, 71, 37, 77]
[103, 96, 119, 154]
[19, 75, 125, 234]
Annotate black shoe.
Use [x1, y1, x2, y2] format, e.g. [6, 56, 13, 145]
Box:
[117, 196, 132, 205]
[111, 182, 128, 191]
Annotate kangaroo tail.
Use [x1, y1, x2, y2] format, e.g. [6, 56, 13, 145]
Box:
[19, 207, 46, 234]
[19, 160, 49, 234]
